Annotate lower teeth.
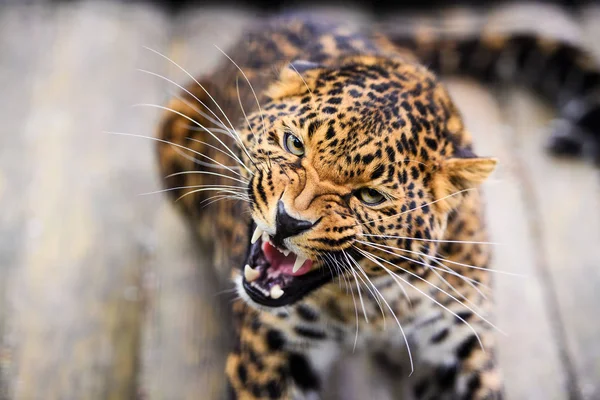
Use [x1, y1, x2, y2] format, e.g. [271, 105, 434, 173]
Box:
[270, 285, 284, 299]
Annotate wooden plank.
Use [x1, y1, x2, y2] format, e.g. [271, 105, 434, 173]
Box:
[496, 6, 600, 398]
[0, 3, 59, 398]
[3, 1, 169, 398]
[445, 78, 569, 399]
[501, 90, 600, 400]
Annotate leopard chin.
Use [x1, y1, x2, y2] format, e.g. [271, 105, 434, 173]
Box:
[240, 222, 340, 307]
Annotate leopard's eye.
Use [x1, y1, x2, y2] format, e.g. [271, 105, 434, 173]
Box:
[283, 132, 305, 156]
[356, 188, 385, 205]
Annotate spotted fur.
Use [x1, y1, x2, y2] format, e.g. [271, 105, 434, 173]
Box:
[156, 11, 599, 400]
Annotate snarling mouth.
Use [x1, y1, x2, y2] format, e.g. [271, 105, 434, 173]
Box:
[241, 225, 337, 307]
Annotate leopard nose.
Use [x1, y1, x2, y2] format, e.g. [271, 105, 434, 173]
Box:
[273, 200, 315, 244]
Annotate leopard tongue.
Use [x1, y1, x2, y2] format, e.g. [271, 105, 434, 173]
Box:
[263, 241, 313, 276]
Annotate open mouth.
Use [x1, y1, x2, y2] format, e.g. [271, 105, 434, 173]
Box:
[241, 224, 337, 307]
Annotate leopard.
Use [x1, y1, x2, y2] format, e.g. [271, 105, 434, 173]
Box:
[155, 9, 600, 400]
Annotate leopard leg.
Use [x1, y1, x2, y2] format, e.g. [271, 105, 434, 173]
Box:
[406, 317, 503, 400]
[226, 300, 339, 400]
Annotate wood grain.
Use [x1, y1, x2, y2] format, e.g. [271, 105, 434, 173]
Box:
[446, 78, 570, 399]
[2, 2, 169, 398]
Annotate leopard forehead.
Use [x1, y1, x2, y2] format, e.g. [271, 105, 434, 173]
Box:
[244, 57, 462, 181]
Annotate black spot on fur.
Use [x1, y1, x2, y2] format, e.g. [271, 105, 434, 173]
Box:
[237, 364, 248, 385]
[456, 334, 479, 360]
[431, 327, 449, 344]
[266, 329, 286, 351]
[436, 364, 458, 389]
[227, 382, 238, 400]
[325, 125, 336, 140]
[296, 304, 319, 322]
[414, 379, 428, 398]
[266, 379, 282, 399]
[289, 353, 320, 390]
[370, 164, 385, 180]
[293, 326, 326, 340]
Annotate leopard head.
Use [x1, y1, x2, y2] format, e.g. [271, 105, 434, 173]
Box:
[237, 55, 496, 308]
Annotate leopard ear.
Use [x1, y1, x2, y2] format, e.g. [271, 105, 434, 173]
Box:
[265, 60, 323, 100]
[433, 157, 497, 211]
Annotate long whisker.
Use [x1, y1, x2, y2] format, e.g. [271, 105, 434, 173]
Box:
[133, 103, 252, 175]
[171, 91, 260, 175]
[104, 131, 244, 178]
[345, 260, 361, 352]
[200, 194, 251, 208]
[235, 76, 264, 172]
[186, 124, 235, 137]
[288, 62, 316, 104]
[420, 255, 485, 314]
[235, 76, 258, 139]
[359, 233, 502, 246]
[357, 240, 524, 277]
[355, 247, 489, 357]
[343, 251, 369, 324]
[169, 142, 240, 171]
[325, 253, 349, 291]
[169, 83, 258, 173]
[215, 45, 268, 138]
[346, 254, 387, 326]
[350, 250, 414, 375]
[429, 257, 490, 299]
[184, 136, 249, 173]
[354, 242, 506, 335]
[176, 187, 248, 203]
[142, 46, 241, 141]
[138, 68, 236, 139]
[165, 170, 248, 185]
[141, 184, 246, 196]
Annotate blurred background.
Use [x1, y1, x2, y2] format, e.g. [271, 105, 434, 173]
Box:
[0, 0, 599, 399]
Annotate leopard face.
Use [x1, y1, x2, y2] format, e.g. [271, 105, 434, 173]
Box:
[236, 55, 496, 308]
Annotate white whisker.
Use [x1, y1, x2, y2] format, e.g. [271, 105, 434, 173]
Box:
[141, 184, 246, 196]
[142, 46, 242, 142]
[429, 258, 489, 299]
[169, 142, 239, 171]
[104, 131, 245, 178]
[350, 249, 415, 375]
[176, 187, 247, 203]
[421, 256, 485, 314]
[215, 45, 268, 138]
[357, 240, 524, 277]
[288, 62, 316, 104]
[359, 233, 501, 246]
[165, 170, 248, 185]
[133, 103, 252, 175]
[346, 254, 387, 326]
[354, 242, 506, 336]
[168, 84, 257, 172]
[200, 194, 251, 208]
[343, 251, 369, 324]
[138, 69, 237, 139]
[355, 247, 489, 360]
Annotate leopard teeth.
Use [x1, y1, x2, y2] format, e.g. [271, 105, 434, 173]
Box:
[270, 285, 284, 299]
[292, 255, 307, 273]
[281, 249, 291, 257]
[244, 264, 260, 282]
[251, 226, 263, 244]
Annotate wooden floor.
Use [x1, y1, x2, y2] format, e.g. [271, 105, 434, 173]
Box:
[0, 1, 599, 399]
